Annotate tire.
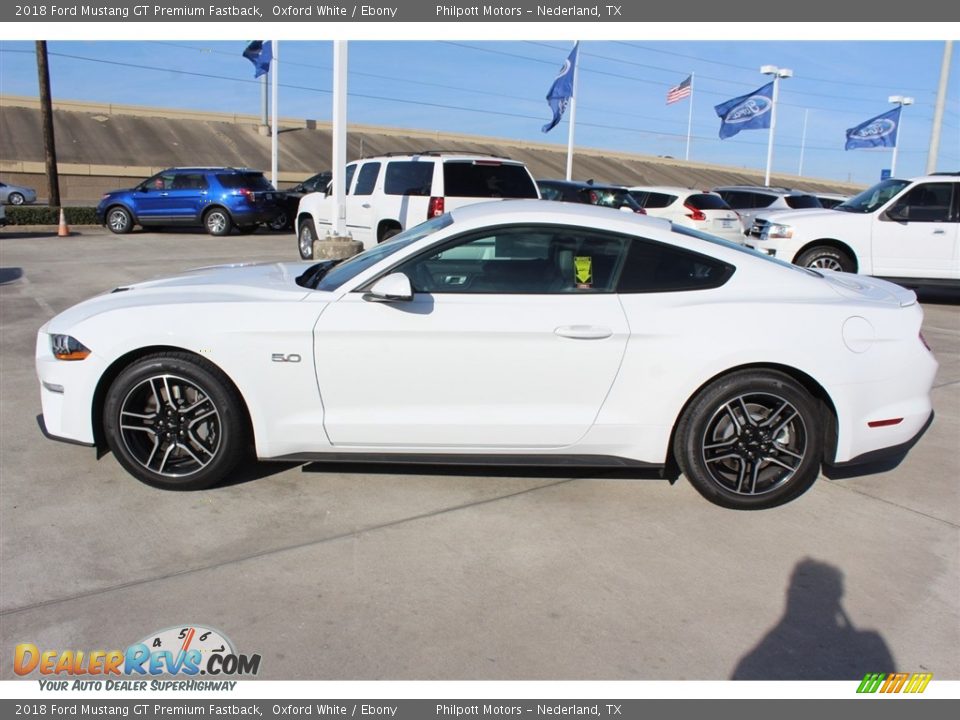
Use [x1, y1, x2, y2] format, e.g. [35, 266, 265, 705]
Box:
[796, 245, 854, 273]
[106, 206, 133, 234]
[236, 224, 258, 235]
[674, 370, 822, 510]
[204, 208, 233, 236]
[379, 226, 401, 243]
[103, 352, 248, 490]
[9, 192, 25, 206]
[298, 218, 317, 260]
[268, 211, 290, 232]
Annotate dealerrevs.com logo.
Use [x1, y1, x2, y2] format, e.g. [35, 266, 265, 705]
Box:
[15, 625, 261, 691]
[857, 672, 932, 694]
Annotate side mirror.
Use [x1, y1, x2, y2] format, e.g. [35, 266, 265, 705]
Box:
[885, 205, 908, 222]
[363, 272, 413, 303]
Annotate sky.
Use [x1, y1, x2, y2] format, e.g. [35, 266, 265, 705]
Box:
[0, 37, 957, 186]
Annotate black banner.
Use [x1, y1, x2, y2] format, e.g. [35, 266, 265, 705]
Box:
[1, 1, 956, 23]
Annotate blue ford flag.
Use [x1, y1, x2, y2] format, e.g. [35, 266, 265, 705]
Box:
[714, 82, 775, 139]
[845, 107, 901, 150]
[542, 42, 579, 134]
[243, 41, 272, 78]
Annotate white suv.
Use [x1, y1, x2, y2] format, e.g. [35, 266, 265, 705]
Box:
[747, 174, 959, 284]
[627, 186, 744, 244]
[295, 152, 539, 258]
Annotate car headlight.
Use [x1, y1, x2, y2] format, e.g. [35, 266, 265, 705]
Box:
[50, 334, 91, 361]
[763, 224, 794, 239]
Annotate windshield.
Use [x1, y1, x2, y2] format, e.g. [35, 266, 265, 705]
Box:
[671, 225, 820, 277]
[308, 214, 454, 291]
[835, 179, 910, 214]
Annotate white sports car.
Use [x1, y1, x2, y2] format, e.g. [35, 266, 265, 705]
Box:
[36, 201, 936, 510]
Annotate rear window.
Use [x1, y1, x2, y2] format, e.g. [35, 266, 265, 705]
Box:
[217, 173, 273, 191]
[785, 195, 822, 209]
[685, 193, 729, 210]
[639, 192, 677, 209]
[385, 161, 434, 196]
[443, 161, 538, 199]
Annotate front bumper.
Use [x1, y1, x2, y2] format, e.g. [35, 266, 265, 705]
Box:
[35, 330, 106, 446]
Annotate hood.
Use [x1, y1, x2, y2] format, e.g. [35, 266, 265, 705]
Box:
[44, 261, 321, 331]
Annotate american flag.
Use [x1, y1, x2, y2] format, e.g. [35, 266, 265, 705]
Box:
[667, 75, 692, 105]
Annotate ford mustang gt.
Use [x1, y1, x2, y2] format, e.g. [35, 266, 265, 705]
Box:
[36, 201, 936, 509]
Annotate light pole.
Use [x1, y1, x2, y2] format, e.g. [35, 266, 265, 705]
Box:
[761, 65, 792, 187]
[888, 95, 914, 177]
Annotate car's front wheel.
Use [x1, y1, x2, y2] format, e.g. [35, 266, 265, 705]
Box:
[103, 353, 248, 490]
[204, 208, 233, 236]
[268, 211, 290, 232]
[796, 245, 854, 273]
[8, 192, 25, 205]
[298, 218, 317, 260]
[106, 206, 133, 234]
[674, 370, 822, 510]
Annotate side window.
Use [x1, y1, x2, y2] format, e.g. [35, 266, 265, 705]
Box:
[618, 238, 734, 293]
[342, 164, 357, 195]
[148, 173, 175, 191]
[353, 162, 380, 196]
[172, 173, 207, 190]
[539, 185, 562, 201]
[392, 226, 629, 294]
[384, 161, 434, 196]
[891, 183, 953, 223]
[643, 192, 677, 209]
[753, 193, 777, 208]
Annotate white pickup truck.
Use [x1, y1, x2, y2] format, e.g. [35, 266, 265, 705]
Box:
[746, 174, 959, 285]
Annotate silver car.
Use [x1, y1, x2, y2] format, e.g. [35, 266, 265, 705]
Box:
[0, 181, 37, 205]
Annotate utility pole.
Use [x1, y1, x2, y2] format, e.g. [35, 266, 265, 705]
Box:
[926, 40, 953, 175]
[35, 41, 60, 209]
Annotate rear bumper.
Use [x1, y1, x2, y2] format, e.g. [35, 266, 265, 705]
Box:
[824, 410, 933, 478]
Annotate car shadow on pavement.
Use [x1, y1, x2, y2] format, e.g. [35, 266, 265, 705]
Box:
[0, 267, 23, 284]
[730, 557, 895, 679]
[217, 460, 304, 488]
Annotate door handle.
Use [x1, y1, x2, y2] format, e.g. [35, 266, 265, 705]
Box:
[555, 325, 613, 340]
[160, 192, 169, 196]
[932, 229, 946, 235]
[361, 203, 371, 209]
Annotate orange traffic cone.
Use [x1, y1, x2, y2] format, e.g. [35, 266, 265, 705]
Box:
[57, 208, 70, 237]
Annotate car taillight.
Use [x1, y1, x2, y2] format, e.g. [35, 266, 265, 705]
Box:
[428, 196, 445, 219]
[684, 203, 706, 221]
[238, 188, 255, 203]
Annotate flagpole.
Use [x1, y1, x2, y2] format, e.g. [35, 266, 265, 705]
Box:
[685, 72, 694, 161]
[798, 108, 809, 177]
[565, 42, 579, 181]
[761, 65, 792, 187]
[271, 40, 279, 189]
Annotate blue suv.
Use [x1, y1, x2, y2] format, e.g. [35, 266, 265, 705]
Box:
[97, 167, 282, 236]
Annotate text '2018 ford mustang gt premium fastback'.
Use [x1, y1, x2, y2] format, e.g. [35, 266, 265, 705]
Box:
[36, 201, 936, 509]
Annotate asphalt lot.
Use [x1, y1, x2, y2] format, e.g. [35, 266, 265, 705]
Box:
[0, 226, 957, 681]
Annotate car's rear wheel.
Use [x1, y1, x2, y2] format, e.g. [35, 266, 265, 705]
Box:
[298, 218, 317, 259]
[674, 370, 822, 510]
[9, 192, 25, 205]
[204, 208, 233, 236]
[379, 226, 401, 243]
[796, 246, 854, 273]
[106, 206, 133, 234]
[268, 211, 290, 232]
[103, 353, 247, 490]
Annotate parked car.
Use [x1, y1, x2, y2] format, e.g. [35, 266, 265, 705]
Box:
[713, 185, 822, 231]
[270, 171, 332, 231]
[96, 167, 282, 236]
[538, 179, 645, 213]
[36, 200, 935, 510]
[296, 152, 539, 258]
[747, 173, 960, 284]
[627, 186, 744, 244]
[812, 192, 850, 209]
[0, 181, 37, 205]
